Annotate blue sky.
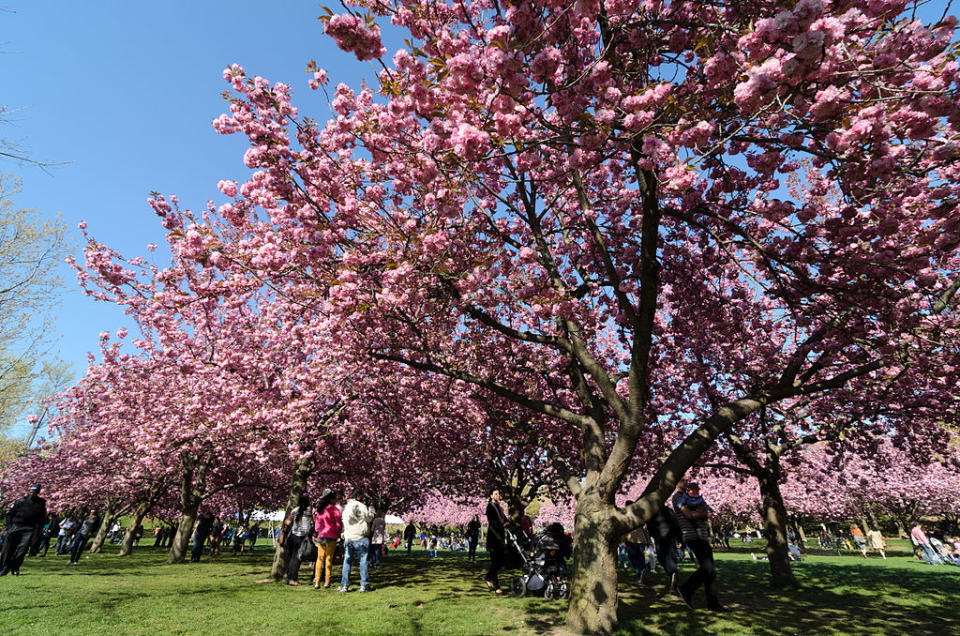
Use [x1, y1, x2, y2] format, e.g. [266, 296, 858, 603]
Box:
[3, 1, 384, 435]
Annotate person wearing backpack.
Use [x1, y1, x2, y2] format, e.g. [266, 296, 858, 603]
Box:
[281, 493, 314, 586]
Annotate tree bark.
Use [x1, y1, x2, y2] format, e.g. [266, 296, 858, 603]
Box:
[168, 462, 204, 564]
[758, 469, 797, 588]
[120, 501, 151, 556]
[271, 456, 312, 581]
[89, 504, 116, 554]
[795, 520, 807, 544]
[565, 493, 619, 635]
[169, 502, 200, 563]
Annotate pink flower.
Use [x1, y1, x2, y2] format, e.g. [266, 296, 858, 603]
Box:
[324, 14, 386, 62]
[217, 180, 239, 197]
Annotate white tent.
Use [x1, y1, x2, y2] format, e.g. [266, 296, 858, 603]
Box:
[250, 509, 286, 522]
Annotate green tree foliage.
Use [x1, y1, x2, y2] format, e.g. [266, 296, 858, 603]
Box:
[0, 174, 68, 434]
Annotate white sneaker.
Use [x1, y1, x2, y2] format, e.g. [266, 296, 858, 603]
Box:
[338, 585, 348, 593]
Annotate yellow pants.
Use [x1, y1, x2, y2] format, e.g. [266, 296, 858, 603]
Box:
[315, 541, 337, 587]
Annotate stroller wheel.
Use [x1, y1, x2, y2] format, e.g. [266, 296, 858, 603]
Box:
[543, 579, 555, 600]
[559, 580, 569, 599]
[511, 576, 526, 598]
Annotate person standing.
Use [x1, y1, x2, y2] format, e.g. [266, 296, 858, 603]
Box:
[675, 483, 726, 612]
[0, 484, 47, 576]
[466, 514, 481, 562]
[339, 489, 374, 592]
[282, 494, 314, 586]
[483, 489, 508, 594]
[369, 508, 386, 569]
[622, 500, 651, 583]
[313, 489, 342, 589]
[190, 512, 215, 563]
[210, 517, 224, 556]
[69, 511, 100, 565]
[404, 521, 416, 554]
[56, 516, 77, 555]
[647, 496, 681, 591]
[39, 514, 58, 557]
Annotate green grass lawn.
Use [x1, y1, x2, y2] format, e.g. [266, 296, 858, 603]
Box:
[1, 544, 958, 635]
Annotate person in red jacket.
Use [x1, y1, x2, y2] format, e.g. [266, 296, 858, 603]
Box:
[313, 489, 343, 589]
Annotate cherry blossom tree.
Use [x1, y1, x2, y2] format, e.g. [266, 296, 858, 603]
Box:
[143, 1, 960, 630]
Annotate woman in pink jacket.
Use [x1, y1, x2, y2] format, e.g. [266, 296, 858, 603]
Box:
[313, 489, 343, 589]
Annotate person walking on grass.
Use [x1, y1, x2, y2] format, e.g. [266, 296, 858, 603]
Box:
[0, 484, 46, 576]
[282, 493, 314, 586]
[68, 511, 100, 565]
[866, 528, 886, 559]
[340, 489, 374, 593]
[675, 482, 727, 613]
[313, 489, 342, 589]
[483, 489, 508, 595]
[466, 514, 481, 562]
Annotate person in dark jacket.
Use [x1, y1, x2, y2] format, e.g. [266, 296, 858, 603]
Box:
[404, 521, 416, 554]
[647, 480, 684, 592]
[483, 489, 508, 594]
[191, 512, 215, 562]
[69, 511, 100, 565]
[466, 515, 481, 561]
[0, 484, 47, 576]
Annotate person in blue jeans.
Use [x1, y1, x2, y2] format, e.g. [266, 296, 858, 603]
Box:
[339, 490, 374, 592]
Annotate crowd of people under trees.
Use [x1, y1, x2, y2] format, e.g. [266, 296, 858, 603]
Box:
[6, 477, 957, 616]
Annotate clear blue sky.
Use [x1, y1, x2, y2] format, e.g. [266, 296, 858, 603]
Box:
[3, 1, 383, 435]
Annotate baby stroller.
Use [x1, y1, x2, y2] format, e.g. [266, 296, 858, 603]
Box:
[507, 524, 571, 600]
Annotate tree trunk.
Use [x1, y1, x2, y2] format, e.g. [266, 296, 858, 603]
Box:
[271, 456, 313, 581]
[867, 511, 881, 534]
[168, 502, 200, 563]
[795, 520, 807, 544]
[168, 464, 203, 564]
[565, 494, 619, 635]
[89, 505, 116, 554]
[758, 470, 796, 588]
[120, 501, 151, 556]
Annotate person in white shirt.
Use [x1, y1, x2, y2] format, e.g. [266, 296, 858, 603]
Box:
[339, 489, 374, 592]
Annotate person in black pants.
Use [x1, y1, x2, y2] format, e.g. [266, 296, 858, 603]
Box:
[675, 482, 726, 612]
[281, 493, 313, 586]
[483, 490, 508, 594]
[191, 512, 215, 562]
[0, 484, 47, 576]
[647, 500, 681, 591]
[466, 515, 481, 562]
[38, 514, 58, 557]
[69, 511, 100, 565]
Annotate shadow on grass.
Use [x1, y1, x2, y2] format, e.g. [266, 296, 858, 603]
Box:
[609, 556, 960, 636]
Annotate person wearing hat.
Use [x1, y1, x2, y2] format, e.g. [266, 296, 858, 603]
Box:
[312, 488, 342, 589]
[0, 484, 47, 576]
[675, 482, 727, 612]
